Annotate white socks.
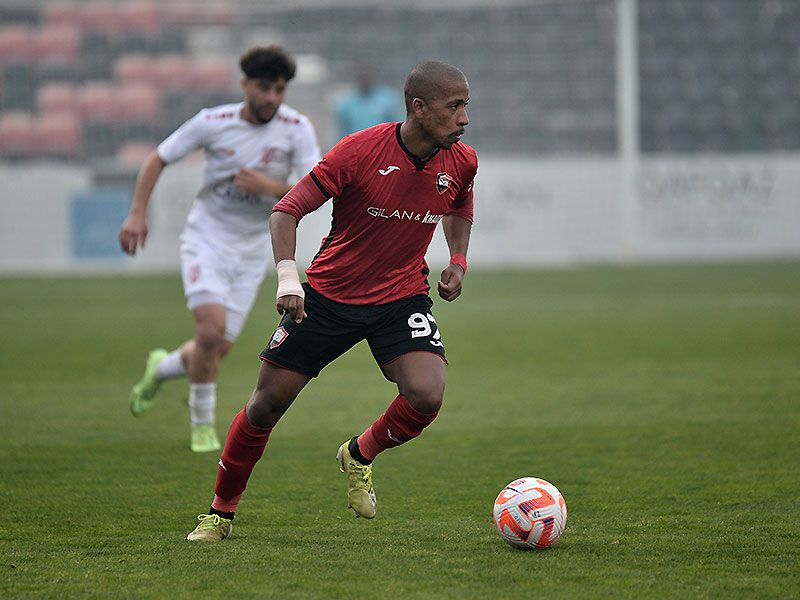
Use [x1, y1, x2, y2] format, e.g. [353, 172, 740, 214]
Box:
[156, 349, 187, 381]
[189, 383, 217, 426]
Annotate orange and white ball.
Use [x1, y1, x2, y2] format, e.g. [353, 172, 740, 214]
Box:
[493, 477, 568, 549]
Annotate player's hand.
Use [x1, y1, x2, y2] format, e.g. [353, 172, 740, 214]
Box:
[234, 168, 283, 197]
[276, 294, 307, 324]
[118, 213, 148, 255]
[438, 264, 464, 302]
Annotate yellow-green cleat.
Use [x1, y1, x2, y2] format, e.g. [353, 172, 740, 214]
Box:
[191, 424, 221, 453]
[129, 349, 168, 417]
[186, 514, 232, 542]
[336, 439, 377, 519]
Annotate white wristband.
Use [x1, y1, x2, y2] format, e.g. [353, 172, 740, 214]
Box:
[276, 259, 305, 299]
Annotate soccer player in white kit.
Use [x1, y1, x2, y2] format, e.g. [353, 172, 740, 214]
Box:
[118, 46, 321, 452]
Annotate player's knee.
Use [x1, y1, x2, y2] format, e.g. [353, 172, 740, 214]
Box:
[403, 376, 445, 414]
[247, 384, 292, 428]
[194, 323, 227, 354]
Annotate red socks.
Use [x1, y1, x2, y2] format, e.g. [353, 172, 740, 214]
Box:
[211, 408, 272, 514]
[210, 396, 437, 514]
[357, 394, 438, 461]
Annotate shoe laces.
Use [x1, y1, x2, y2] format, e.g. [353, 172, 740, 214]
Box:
[196, 514, 225, 530]
[347, 460, 372, 490]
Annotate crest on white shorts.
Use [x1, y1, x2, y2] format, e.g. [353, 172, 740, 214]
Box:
[269, 326, 288, 349]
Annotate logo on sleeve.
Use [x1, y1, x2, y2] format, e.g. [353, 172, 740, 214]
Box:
[436, 172, 452, 194]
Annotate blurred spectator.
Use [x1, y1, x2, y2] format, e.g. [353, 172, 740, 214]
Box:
[335, 63, 403, 140]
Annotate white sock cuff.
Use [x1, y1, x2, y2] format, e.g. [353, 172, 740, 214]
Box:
[156, 349, 187, 381]
[189, 383, 217, 426]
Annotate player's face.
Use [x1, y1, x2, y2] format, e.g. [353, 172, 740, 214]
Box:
[421, 80, 470, 149]
[242, 77, 288, 124]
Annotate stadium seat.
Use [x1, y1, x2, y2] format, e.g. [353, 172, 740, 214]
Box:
[79, 2, 125, 36]
[119, 1, 163, 37]
[189, 58, 234, 93]
[0, 25, 34, 64]
[33, 25, 81, 69]
[115, 54, 156, 87]
[117, 82, 163, 125]
[161, 2, 196, 26]
[155, 54, 192, 91]
[42, 2, 83, 28]
[36, 112, 83, 159]
[203, 5, 236, 26]
[116, 140, 155, 167]
[78, 81, 117, 123]
[0, 111, 36, 158]
[37, 82, 79, 116]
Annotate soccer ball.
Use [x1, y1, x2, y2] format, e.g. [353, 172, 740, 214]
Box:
[493, 477, 567, 549]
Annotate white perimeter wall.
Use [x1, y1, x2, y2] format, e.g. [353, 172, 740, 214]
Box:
[1, 154, 799, 275]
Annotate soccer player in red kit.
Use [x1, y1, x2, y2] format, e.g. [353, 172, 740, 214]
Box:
[187, 60, 476, 542]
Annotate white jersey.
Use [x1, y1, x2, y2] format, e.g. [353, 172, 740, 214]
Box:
[158, 102, 321, 252]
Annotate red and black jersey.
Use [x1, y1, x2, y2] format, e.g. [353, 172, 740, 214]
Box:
[274, 122, 477, 305]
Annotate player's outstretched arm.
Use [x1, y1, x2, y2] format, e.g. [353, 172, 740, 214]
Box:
[118, 150, 167, 255]
[270, 211, 307, 323]
[438, 215, 472, 302]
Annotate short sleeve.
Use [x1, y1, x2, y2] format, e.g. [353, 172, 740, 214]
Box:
[291, 116, 322, 178]
[157, 109, 208, 164]
[446, 155, 477, 223]
[309, 135, 356, 198]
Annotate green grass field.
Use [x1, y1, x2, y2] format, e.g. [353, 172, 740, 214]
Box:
[2, 262, 799, 598]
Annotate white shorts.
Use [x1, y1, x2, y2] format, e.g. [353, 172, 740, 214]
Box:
[180, 233, 270, 342]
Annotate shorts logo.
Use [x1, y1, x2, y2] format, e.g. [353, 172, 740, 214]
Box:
[269, 326, 288, 349]
[189, 264, 201, 283]
[436, 172, 452, 194]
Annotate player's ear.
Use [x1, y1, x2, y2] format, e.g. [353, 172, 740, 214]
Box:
[240, 77, 249, 92]
[411, 97, 426, 118]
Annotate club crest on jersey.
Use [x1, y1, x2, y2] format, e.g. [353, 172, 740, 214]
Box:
[436, 172, 452, 194]
[269, 326, 288, 349]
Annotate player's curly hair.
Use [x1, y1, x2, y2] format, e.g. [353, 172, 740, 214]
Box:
[240, 45, 296, 81]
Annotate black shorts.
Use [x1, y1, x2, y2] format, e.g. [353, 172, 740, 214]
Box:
[259, 283, 447, 377]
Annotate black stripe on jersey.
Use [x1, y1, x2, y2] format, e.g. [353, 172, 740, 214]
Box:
[309, 171, 332, 198]
[311, 197, 338, 265]
[421, 263, 431, 294]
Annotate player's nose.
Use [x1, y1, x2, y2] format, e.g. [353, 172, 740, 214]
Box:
[261, 89, 280, 104]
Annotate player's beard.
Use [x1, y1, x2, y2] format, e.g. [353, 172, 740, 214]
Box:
[249, 100, 277, 124]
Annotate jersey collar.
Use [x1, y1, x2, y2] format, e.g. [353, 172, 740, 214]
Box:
[395, 122, 439, 171]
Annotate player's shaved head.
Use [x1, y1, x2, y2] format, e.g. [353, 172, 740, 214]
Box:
[404, 60, 467, 112]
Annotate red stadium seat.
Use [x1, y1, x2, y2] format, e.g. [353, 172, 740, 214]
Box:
[117, 83, 162, 124]
[120, 1, 163, 37]
[115, 54, 155, 87]
[37, 82, 79, 115]
[204, 5, 236, 26]
[37, 112, 83, 159]
[42, 2, 83, 28]
[162, 2, 196, 26]
[156, 54, 193, 91]
[190, 58, 234, 92]
[33, 25, 81, 68]
[116, 140, 155, 167]
[78, 81, 116, 122]
[79, 2, 125, 36]
[0, 111, 37, 157]
[0, 25, 34, 64]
